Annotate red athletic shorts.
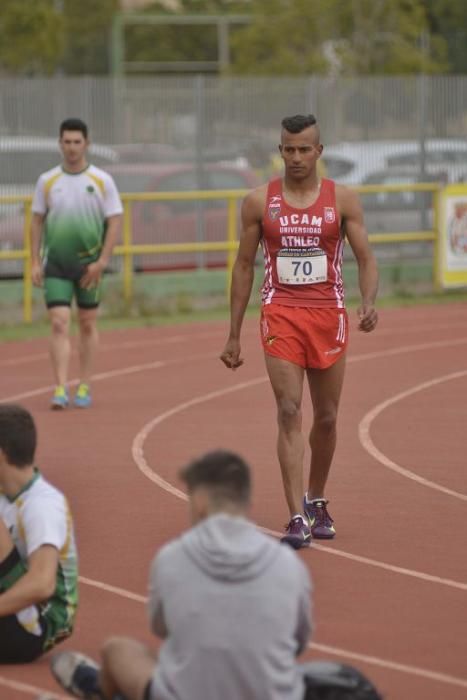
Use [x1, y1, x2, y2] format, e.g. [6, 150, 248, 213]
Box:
[260, 305, 348, 369]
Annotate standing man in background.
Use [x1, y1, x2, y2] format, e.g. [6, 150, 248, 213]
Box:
[30, 118, 123, 410]
[220, 114, 378, 549]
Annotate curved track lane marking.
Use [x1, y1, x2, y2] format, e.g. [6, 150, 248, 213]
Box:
[2, 333, 467, 694]
[131, 382, 467, 591]
[359, 369, 467, 501]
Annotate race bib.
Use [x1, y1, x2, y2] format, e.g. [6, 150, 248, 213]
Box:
[276, 248, 327, 285]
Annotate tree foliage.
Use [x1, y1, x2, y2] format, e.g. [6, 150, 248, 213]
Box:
[61, 0, 119, 75]
[0, 0, 63, 74]
[0, 0, 117, 75]
[423, 0, 467, 73]
[229, 0, 449, 75]
[0, 0, 466, 75]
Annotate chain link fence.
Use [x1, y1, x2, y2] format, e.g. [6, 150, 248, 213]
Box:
[1, 75, 466, 301]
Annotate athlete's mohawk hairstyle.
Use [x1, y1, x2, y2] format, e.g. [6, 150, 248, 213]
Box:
[281, 114, 318, 133]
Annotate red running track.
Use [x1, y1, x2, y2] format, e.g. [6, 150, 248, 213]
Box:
[0, 301, 466, 700]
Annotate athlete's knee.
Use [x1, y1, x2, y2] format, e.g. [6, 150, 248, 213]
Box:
[79, 316, 97, 337]
[50, 314, 69, 336]
[312, 408, 338, 434]
[277, 398, 302, 429]
[101, 636, 129, 659]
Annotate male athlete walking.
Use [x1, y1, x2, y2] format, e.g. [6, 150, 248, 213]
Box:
[221, 114, 378, 548]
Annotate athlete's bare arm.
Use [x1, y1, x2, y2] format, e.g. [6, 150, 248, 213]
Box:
[220, 185, 266, 369]
[0, 545, 58, 616]
[30, 212, 46, 287]
[337, 185, 378, 332]
[80, 213, 122, 290]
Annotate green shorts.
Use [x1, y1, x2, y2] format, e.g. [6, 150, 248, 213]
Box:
[44, 276, 102, 309]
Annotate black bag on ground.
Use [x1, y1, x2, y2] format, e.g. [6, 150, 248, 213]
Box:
[301, 661, 383, 700]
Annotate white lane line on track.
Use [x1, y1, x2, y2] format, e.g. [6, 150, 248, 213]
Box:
[1, 321, 466, 369]
[79, 575, 147, 603]
[308, 643, 467, 690]
[2, 334, 466, 694]
[131, 385, 467, 591]
[359, 369, 467, 501]
[3, 336, 467, 404]
[0, 327, 236, 369]
[0, 675, 68, 699]
[76, 575, 467, 689]
[0, 353, 214, 403]
[345, 336, 467, 364]
[259, 526, 467, 590]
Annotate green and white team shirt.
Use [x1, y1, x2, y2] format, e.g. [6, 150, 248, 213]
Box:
[0, 470, 78, 648]
[32, 164, 123, 279]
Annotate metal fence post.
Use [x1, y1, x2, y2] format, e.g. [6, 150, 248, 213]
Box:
[432, 187, 442, 291]
[226, 195, 238, 298]
[122, 200, 133, 304]
[23, 201, 32, 323]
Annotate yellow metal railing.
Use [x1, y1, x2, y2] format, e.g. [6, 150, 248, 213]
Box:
[115, 190, 244, 303]
[0, 183, 441, 322]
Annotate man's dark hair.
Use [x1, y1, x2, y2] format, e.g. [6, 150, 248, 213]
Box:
[0, 404, 37, 468]
[60, 118, 88, 138]
[281, 114, 318, 134]
[180, 450, 251, 505]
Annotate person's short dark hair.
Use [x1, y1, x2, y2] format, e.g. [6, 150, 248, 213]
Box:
[180, 450, 251, 505]
[60, 118, 88, 138]
[281, 114, 318, 134]
[0, 404, 37, 468]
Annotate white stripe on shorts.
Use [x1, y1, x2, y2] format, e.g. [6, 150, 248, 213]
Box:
[336, 313, 345, 342]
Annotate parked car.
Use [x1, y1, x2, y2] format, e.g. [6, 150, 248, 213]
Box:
[106, 161, 260, 271]
[0, 136, 118, 187]
[322, 139, 467, 186]
[112, 143, 251, 170]
[357, 168, 439, 244]
[360, 169, 443, 210]
[0, 137, 119, 277]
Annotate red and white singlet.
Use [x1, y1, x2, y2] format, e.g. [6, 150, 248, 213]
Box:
[261, 178, 345, 308]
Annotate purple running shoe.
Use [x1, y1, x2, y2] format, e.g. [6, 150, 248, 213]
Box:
[303, 498, 336, 539]
[281, 516, 311, 549]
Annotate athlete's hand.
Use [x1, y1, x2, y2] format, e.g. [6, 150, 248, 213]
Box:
[80, 260, 104, 289]
[220, 338, 244, 370]
[358, 304, 378, 332]
[31, 261, 43, 287]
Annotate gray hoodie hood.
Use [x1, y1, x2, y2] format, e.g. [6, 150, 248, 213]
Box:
[181, 513, 279, 582]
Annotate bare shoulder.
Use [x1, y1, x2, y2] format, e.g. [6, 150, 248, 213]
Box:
[335, 183, 362, 216]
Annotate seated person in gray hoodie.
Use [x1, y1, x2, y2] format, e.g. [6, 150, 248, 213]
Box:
[49, 449, 312, 700]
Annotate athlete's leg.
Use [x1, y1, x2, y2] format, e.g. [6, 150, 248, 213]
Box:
[99, 637, 156, 700]
[306, 354, 346, 497]
[264, 353, 305, 516]
[77, 306, 99, 385]
[48, 305, 72, 387]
